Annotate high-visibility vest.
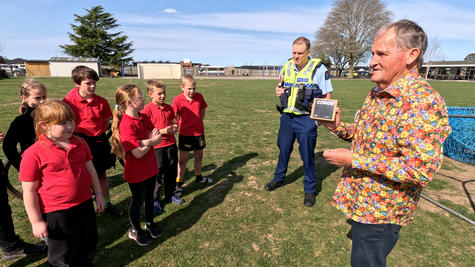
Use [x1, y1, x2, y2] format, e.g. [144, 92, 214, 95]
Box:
[280, 58, 323, 115]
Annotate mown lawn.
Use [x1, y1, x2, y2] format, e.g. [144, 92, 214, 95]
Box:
[0, 77, 474, 266]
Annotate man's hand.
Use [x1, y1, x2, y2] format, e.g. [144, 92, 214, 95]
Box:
[275, 85, 284, 96]
[316, 107, 341, 130]
[323, 148, 353, 167]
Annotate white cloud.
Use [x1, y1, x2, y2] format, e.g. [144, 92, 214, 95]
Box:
[123, 26, 290, 65]
[119, 6, 331, 34]
[163, 8, 177, 14]
[389, 0, 475, 40]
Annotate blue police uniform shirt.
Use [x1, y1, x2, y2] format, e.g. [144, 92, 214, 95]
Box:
[292, 57, 333, 95]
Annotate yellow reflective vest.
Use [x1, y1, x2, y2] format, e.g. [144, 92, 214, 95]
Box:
[280, 58, 323, 115]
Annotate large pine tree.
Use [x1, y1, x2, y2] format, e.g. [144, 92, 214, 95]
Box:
[60, 6, 134, 66]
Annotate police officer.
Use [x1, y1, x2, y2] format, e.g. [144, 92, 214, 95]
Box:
[265, 36, 333, 207]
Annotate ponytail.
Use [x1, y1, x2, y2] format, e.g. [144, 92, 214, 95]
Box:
[110, 84, 139, 159]
[19, 101, 29, 114]
[110, 107, 125, 159]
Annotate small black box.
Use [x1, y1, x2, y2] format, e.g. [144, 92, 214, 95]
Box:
[310, 98, 338, 121]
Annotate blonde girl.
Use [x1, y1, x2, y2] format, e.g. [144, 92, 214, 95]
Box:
[110, 84, 162, 246]
[3, 80, 46, 170]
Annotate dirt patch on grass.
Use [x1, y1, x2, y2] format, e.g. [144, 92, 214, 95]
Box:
[418, 157, 475, 215]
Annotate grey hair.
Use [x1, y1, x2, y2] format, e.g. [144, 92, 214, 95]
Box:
[376, 19, 427, 68]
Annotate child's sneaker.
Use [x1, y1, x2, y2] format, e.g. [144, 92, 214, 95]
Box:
[128, 228, 152, 246]
[153, 200, 163, 215]
[174, 188, 183, 198]
[196, 177, 213, 184]
[145, 223, 163, 239]
[171, 195, 185, 204]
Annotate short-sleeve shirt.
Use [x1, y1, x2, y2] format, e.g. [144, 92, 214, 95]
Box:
[119, 112, 158, 183]
[63, 87, 113, 137]
[142, 102, 176, 149]
[172, 92, 208, 136]
[19, 135, 93, 213]
[310, 63, 333, 95]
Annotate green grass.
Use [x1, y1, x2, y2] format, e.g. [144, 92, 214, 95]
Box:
[0, 77, 474, 266]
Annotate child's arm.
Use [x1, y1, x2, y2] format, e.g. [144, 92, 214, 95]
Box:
[22, 180, 48, 238]
[2, 122, 22, 170]
[86, 161, 104, 213]
[132, 129, 162, 158]
[200, 109, 206, 120]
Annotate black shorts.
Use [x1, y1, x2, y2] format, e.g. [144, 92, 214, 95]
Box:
[78, 133, 116, 175]
[178, 135, 206, 151]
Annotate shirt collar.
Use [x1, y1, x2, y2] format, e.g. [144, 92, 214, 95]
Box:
[373, 68, 420, 98]
[293, 57, 312, 72]
[123, 112, 141, 121]
[149, 101, 165, 110]
[38, 134, 78, 150]
[72, 87, 96, 103]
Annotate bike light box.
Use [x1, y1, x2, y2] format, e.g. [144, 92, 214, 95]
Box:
[310, 98, 338, 121]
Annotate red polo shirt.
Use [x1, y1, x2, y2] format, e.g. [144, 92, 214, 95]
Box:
[172, 92, 207, 136]
[119, 112, 158, 183]
[142, 102, 177, 149]
[63, 87, 113, 137]
[19, 135, 93, 213]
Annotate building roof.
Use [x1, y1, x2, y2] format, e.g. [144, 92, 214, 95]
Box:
[422, 60, 475, 67]
[49, 57, 98, 62]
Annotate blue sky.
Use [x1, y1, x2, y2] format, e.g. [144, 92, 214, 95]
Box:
[1, 0, 474, 66]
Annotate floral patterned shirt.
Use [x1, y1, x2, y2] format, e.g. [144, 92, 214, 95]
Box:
[331, 68, 451, 226]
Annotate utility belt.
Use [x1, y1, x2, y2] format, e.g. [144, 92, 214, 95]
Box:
[278, 83, 323, 113]
[283, 112, 306, 118]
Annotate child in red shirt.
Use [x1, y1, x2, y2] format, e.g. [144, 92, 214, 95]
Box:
[172, 75, 211, 196]
[63, 66, 123, 216]
[110, 84, 163, 246]
[142, 80, 184, 211]
[19, 100, 104, 266]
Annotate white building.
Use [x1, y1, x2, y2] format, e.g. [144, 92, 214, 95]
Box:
[137, 63, 182, 79]
[49, 57, 99, 77]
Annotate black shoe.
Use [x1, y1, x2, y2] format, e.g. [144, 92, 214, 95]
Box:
[2, 240, 47, 261]
[104, 202, 124, 217]
[145, 222, 163, 239]
[303, 193, 316, 207]
[264, 181, 283, 191]
[128, 228, 152, 246]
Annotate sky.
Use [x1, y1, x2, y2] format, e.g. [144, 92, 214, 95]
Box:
[1, 0, 475, 66]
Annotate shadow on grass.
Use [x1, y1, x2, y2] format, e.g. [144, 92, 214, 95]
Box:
[95, 153, 257, 266]
[7, 250, 48, 267]
[281, 151, 340, 195]
[179, 152, 255, 198]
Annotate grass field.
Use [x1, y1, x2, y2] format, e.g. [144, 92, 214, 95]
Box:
[0, 77, 474, 266]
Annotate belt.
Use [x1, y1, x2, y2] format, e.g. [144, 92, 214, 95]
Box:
[283, 112, 306, 118]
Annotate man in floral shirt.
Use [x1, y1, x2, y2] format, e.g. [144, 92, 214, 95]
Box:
[318, 20, 451, 266]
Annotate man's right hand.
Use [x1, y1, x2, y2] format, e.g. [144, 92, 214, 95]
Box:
[275, 85, 284, 96]
[317, 107, 341, 131]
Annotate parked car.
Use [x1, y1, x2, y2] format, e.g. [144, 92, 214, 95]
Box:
[0, 64, 26, 77]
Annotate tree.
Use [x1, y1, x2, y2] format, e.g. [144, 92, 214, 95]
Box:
[465, 53, 475, 62]
[424, 36, 444, 79]
[60, 6, 134, 67]
[312, 0, 392, 78]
